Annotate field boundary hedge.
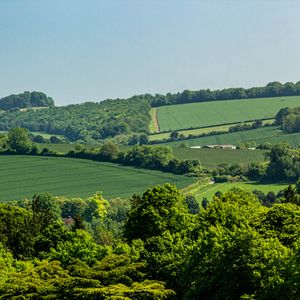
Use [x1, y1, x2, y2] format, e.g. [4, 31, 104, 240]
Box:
[148, 117, 274, 136]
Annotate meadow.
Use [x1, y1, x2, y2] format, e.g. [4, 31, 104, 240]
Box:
[172, 148, 266, 168]
[0, 155, 194, 201]
[164, 126, 300, 148]
[183, 181, 289, 202]
[149, 119, 273, 141]
[156, 95, 300, 132]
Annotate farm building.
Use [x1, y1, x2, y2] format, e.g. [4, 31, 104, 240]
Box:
[190, 146, 201, 149]
[203, 144, 237, 150]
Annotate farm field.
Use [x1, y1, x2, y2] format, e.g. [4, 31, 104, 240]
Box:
[0, 155, 194, 201]
[173, 148, 266, 168]
[185, 181, 289, 202]
[149, 119, 274, 141]
[156, 95, 300, 132]
[164, 126, 300, 148]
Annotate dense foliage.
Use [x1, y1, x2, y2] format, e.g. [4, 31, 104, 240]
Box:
[148, 81, 300, 107]
[275, 106, 300, 133]
[0, 91, 54, 110]
[1, 183, 300, 299]
[0, 99, 151, 142]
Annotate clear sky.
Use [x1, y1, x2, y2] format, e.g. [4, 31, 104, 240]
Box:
[0, 0, 300, 105]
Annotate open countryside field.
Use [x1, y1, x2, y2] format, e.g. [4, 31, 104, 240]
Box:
[173, 148, 266, 168]
[0, 155, 194, 201]
[164, 126, 300, 148]
[184, 181, 289, 202]
[156, 95, 300, 132]
[149, 119, 274, 141]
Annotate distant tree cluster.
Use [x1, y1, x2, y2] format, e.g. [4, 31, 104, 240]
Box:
[0, 99, 151, 141]
[68, 143, 201, 175]
[31, 134, 67, 144]
[275, 106, 300, 133]
[228, 119, 263, 132]
[146, 81, 300, 107]
[0, 91, 54, 110]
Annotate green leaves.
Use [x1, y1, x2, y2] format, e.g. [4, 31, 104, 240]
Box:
[7, 127, 34, 154]
[124, 184, 190, 241]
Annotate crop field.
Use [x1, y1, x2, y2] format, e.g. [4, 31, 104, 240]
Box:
[0, 155, 194, 201]
[173, 148, 266, 168]
[183, 181, 289, 202]
[149, 119, 274, 141]
[156, 95, 300, 132]
[164, 126, 300, 148]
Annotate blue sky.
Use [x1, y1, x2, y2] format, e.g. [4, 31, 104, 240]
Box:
[0, 0, 299, 105]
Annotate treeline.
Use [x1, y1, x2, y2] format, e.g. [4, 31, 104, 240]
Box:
[6, 127, 300, 182]
[67, 143, 201, 175]
[275, 106, 300, 133]
[147, 81, 300, 107]
[0, 98, 151, 141]
[1, 128, 201, 175]
[212, 142, 300, 183]
[0, 91, 54, 110]
[150, 119, 268, 145]
[1, 183, 300, 298]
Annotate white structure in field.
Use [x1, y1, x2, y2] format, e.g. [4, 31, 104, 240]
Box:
[203, 144, 237, 150]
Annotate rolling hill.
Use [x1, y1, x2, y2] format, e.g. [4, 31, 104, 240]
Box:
[0, 155, 194, 201]
[154, 95, 300, 132]
[163, 126, 300, 148]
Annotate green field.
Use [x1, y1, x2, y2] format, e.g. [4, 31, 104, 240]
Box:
[149, 119, 274, 141]
[164, 126, 300, 148]
[0, 155, 194, 201]
[156, 96, 300, 132]
[184, 181, 289, 202]
[173, 148, 266, 168]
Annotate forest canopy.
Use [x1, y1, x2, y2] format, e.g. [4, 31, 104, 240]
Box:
[0, 91, 54, 110]
[0, 184, 300, 299]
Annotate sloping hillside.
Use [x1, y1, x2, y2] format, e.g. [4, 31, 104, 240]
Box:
[0, 98, 151, 142]
[154, 96, 300, 132]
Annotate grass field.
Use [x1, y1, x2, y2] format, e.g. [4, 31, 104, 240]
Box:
[173, 148, 266, 168]
[149, 119, 274, 141]
[164, 126, 300, 148]
[0, 155, 195, 201]
[156, 96, 300, 132]
[183, 181, 289, 202]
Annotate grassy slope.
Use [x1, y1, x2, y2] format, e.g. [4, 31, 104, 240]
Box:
[183, 181, 288, 202]
[149, 119, 274, 141]
[43, 144, 266, 168]
[156, 95, 300, 131]
[163, 126, 300, 148]
[173, 148, 266, 168]
[0, 155, 194, 201]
